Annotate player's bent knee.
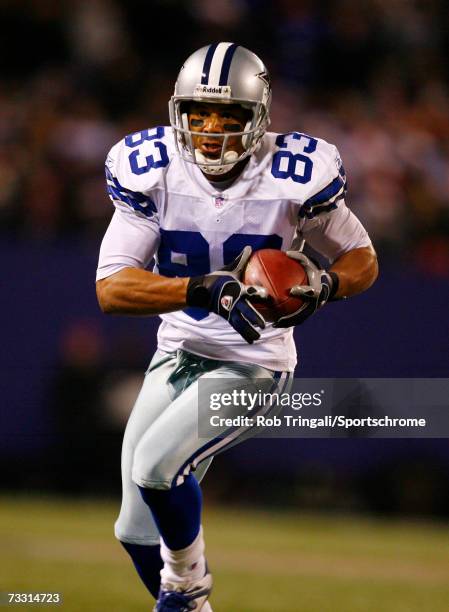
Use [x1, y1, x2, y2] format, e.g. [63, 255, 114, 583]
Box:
[114, 502, 161, 545]
[114, 520, 160, 546]
[131, 446, 175, 490]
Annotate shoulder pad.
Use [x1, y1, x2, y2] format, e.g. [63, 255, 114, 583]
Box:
[264, 132, 347, 218]
[105, 126, 175, 217]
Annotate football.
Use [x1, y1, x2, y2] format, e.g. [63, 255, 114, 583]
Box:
[243, 249, 308, 322]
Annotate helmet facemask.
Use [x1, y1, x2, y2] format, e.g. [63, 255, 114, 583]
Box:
[169, 97, 270, 175]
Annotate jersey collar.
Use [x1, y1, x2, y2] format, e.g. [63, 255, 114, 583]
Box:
[179, 136, 272, 200]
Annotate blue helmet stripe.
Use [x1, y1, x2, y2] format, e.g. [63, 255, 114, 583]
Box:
[201, 43, 219, 85]
[218, 43, 238, 85]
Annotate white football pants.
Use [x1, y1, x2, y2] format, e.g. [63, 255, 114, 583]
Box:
[115, 349, 291, 545]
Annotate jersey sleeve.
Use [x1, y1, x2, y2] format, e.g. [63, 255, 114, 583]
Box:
[96, 207, 160, 281]
[97, 135, 165, 280]
[298, 143, 347, 220]
[299, 200, 372, 262]
[105, 137, 161, 220]
[295, 142, 372, 261]
[266, 132, 349, 220]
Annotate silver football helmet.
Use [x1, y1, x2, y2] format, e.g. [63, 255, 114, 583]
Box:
[169, 43, 271, 175]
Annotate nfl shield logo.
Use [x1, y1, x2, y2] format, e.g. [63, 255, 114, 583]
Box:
[214, 196, 225, 208]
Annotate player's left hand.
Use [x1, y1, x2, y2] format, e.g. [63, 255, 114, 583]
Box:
[186, 247, 268, 344]
[273, 251, 339, 328]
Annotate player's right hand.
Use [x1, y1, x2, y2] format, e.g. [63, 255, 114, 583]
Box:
[186, 247, 268, 344]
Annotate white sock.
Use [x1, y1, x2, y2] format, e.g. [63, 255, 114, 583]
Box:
[160, 527, 206, 584]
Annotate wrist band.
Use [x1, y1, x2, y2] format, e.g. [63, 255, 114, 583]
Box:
[186, 276, 209, 307]
[328, 271, 340, 301]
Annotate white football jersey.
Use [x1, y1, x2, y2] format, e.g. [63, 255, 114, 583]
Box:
[97, 126, 372, 371]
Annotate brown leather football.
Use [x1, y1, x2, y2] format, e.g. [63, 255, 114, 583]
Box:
[243, 249, 308, 323]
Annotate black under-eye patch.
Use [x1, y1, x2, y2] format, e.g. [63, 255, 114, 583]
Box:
[190, 119, 204, 127]
[223, 124, 241, 132]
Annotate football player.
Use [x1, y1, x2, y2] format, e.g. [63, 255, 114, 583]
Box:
[96, 43, 378, 611]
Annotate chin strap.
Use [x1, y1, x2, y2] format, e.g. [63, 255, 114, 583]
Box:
[194, 149, 239, 175]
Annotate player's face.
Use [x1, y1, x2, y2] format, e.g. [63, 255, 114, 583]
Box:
[188, 102, 248, 159]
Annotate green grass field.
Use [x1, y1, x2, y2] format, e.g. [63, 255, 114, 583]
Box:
[1, 495, 449, 611]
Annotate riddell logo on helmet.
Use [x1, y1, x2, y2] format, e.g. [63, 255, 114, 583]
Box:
[194, 85, 232, 98]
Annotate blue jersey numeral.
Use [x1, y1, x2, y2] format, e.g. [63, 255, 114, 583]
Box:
[157, 230, 282, 320]
[223, 233, 282, 264]
[271, 132, 318, 184]
[157, 229, 210, 278]
[125, 127, 169, 175]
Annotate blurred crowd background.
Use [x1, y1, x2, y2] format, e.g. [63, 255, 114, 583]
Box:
[3, 0, 449, 264]
[1, 0, 449, 515]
